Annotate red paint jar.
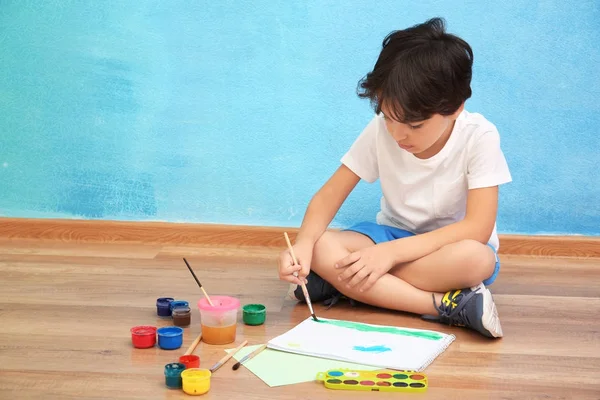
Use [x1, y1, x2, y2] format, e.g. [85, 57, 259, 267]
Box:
[131, 326, 157, 348]
[179, 355, 200, 369]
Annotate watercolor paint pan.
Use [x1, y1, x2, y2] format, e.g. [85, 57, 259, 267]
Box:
[317, 369, 427, 392]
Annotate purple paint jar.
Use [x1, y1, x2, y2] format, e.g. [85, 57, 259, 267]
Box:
[157, 297, 174, 317]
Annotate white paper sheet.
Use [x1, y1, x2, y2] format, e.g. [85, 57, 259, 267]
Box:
[267, 317, 455, 371]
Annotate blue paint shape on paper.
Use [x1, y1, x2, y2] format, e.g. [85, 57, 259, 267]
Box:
[353, 345, 391, 353]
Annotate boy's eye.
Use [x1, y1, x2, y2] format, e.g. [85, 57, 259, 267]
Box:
[409, 124, 424, 130]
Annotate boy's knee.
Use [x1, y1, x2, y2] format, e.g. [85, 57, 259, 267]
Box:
[312, 231, 345, 273]
[449, 239, 496, 283]
[313, 231, 338, 258]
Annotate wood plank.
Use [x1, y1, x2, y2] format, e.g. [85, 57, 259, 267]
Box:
[0, 239, 599, 399]
[497, 234, 600, 258]
[1, 217, 599, 258]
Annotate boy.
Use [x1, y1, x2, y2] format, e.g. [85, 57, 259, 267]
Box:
[277, 18, 511, 338]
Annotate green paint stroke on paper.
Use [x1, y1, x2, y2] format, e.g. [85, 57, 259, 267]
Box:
[315, 319, 443, 340]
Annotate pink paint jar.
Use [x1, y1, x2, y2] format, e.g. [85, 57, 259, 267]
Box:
[197, 296, 240, 345]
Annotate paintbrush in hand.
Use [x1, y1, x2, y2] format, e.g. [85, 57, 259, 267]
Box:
[284, 232, 319, 322]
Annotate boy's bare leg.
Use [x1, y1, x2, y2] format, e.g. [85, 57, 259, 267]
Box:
[389, 239, 497, 293]
[296, 230, 503, 339]
[307, 231, 441, 315]
[308, 231, 496, 300]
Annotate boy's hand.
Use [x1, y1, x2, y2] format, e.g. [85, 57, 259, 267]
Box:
[335, 243, 395, 292]
[278, 239, 313, 286]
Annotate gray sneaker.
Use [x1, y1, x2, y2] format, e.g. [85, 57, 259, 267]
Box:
[423, 283, 503, 338]
[293, 271, 338, 303]
[292, 271, 361, 308]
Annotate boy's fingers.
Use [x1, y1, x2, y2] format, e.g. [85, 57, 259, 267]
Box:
[282, 274, 302, 285]
[361, 271, 382, 292]
[335, 252, 360, 269]
[347, 268, 369, 288]
[338, 262, 362, 281]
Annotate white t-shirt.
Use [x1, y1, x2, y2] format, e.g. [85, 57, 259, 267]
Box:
[341, 110, 512, 249]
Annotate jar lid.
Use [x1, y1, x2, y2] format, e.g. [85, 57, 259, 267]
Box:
[131, 325, 157, 335]
[197, 296, 240, 312]
[164, 362, 186, 375]
[157, 326, 184, 337]
[170, 300, 189, 310]
[157, 297, 174, 305]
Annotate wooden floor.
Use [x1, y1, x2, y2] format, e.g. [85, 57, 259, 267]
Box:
[0, 238, 599, 400]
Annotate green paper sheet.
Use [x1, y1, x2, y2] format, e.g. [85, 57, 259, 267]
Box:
[226, 344, 378, 387]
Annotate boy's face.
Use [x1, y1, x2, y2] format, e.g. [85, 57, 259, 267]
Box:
[381, 103, 463, 159]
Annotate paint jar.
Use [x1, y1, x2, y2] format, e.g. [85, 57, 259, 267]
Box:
[156, 297, 174, 317]
[130, 326, 157, 348]
[181, 368, 211, 396]
[179, 354, 200, 369]
[242, 304, 266, 326]
[157, 326, 184, 350]
[164, 362, 186, 389]
[197, 296, 240, 345]
[172, 306, 191, 327]
[170, 300, 189, 311]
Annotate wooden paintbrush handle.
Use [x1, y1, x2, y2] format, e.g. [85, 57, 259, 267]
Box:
[209, 340, 248, 373]
[283, 232, 299, 265]
[300, 282, 315, 314]
[201, 287, 214, 306]
[184, 333, 202, 355]
[233, 344, 267, 369]
[284, 232, 318, 319]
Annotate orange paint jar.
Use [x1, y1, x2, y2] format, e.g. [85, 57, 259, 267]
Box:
[197, 296, 240, 345]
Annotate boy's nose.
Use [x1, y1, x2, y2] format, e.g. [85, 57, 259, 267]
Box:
[391, 130, 408, 141]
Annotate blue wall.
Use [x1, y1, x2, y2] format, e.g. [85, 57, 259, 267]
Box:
[1, 1, 598, 236]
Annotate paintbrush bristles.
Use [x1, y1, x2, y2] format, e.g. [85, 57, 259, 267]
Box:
[232, 344, 267, 371]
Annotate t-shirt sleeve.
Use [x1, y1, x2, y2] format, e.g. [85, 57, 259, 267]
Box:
[467, 129, 512, 189]
[340, 116, 380, 183]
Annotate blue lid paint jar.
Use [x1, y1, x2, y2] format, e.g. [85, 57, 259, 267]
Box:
[164, 362, 186, 389]
[170, 300, 189, 311]
[157, 326, 184, 350]
[157, 297, 174, 317]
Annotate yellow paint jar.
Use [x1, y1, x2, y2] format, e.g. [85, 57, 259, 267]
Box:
[181, 368, 211, 395]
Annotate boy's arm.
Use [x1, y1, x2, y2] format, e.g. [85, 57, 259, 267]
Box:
[295, 164, 361, 246]
[385, 185, 499, 263]
[335, 186, 499, 288]
[279, 164, 360, 284]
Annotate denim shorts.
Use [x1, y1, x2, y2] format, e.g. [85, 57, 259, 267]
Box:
[343, 221, 500, 286]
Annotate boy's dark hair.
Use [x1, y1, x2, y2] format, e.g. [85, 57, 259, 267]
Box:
[357, 17, 473, 123]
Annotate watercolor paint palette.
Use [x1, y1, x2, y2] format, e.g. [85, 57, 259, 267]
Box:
[316, 369, 428, 392]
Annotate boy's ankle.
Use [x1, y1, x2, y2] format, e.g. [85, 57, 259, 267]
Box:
[424, 283, 503, 338]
